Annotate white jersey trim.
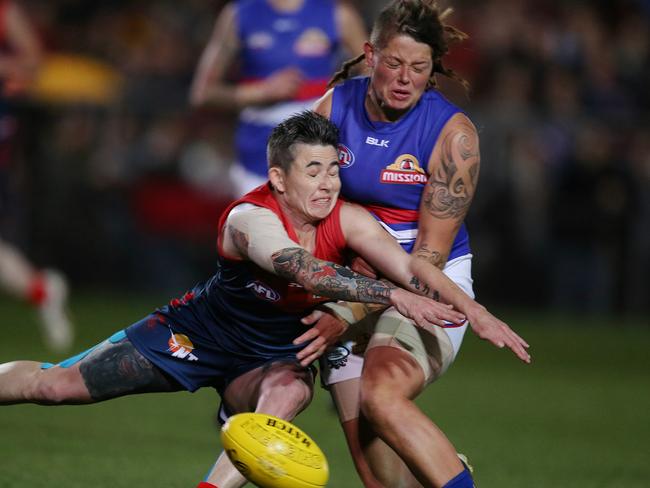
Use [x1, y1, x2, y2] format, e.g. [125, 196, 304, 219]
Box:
[377, 221, 418, 244]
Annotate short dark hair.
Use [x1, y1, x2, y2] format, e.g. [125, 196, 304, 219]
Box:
[267, 111, 339, 173]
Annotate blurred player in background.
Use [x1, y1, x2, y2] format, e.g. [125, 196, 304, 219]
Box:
[189, 0, 367, 197]
[295, 1, 531, 486]
[0, 0, 72, 352]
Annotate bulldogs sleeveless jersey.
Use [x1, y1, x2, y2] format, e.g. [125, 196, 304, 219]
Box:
[331, 77, 471, 260]
[235, 0, 339, 177]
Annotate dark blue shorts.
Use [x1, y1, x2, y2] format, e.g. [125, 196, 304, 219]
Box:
[125, 312, 303, 395]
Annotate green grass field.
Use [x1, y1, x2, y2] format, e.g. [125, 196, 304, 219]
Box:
[1, 293, 648, 487]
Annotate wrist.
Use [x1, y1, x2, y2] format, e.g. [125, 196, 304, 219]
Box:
[465, 303, 487, 323]
[321, 302, 355, 325]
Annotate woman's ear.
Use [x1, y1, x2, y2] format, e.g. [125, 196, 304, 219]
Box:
[363, 41, 375, 68]
[268, 167, 286, 193]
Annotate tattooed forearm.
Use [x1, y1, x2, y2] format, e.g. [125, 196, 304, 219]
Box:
[414, 244, 446, 269]
[228, 224, 250, 254]
[423, 121, 479, 221]
[409, 276, 441, 301]
[272, 247, 396, 304]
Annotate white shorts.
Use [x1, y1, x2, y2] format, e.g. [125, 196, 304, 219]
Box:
[320, 253, 474, 386]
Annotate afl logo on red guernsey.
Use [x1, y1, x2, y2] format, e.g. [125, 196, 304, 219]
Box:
[246, 280, 280, 302]
[380, 153, 427, 184]
[337, 143, 355, 168]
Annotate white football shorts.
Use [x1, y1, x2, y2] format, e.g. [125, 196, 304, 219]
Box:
[320, 253, 474, 386]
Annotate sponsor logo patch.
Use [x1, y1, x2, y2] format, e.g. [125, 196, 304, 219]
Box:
[168, 332, 198, 361]
[380, 153, 427, 185]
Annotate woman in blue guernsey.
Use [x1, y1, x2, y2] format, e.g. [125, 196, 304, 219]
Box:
[300, 1, 532, 487]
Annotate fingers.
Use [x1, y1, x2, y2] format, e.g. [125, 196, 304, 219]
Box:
[296, 337, 326, 365]
[301, 309, 325, 325]
[425, 307, 465, 326]
[298, 350, 323, 368]
[485, 325, 531, 364]
[293, 327, 320, 345]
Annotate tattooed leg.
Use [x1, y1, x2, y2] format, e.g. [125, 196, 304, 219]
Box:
[0, 337, 180, 405]
[79, 337, 182, 401]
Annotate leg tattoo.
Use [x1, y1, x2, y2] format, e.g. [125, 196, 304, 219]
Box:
[79, 338, 181, 401]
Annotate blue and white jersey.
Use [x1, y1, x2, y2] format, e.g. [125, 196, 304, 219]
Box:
[330, 76, 471, 260]
[235, 0, 339, 177]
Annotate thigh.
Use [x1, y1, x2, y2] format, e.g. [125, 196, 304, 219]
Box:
[367, 306, 455, 387]
[77, 332, 183, 401]
[223, 360, 314, 417]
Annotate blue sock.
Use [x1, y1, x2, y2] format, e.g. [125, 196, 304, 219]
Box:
[442, 467, 475, 488]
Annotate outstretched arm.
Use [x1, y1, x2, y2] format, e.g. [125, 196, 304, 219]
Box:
[413, 112, 530, 362]
[319, 202, 531, 363]
[222, 205, 463, 330]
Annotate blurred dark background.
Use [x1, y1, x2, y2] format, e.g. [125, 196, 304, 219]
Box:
[4, 0, 649, 315]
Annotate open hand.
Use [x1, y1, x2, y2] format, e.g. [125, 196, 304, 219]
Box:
[390, 288, 466, 333]
[468, 307, 531, 363]
[294, 309, 348, 367]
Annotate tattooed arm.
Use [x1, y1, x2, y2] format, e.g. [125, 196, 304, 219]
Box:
[409, 114, 531, 363]
[415, 113, 480, 268]
[221, 203, 463, 329]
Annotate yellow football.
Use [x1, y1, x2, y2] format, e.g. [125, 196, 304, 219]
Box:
[221, 413, 329, 488]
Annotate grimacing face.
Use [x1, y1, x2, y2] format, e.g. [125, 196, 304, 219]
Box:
[365, 34, 434, 121]
[271, 143, 341, 224]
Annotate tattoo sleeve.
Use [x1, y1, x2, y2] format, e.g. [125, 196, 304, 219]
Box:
[271, 247, 396, 304]
[422, 120, 480, 221]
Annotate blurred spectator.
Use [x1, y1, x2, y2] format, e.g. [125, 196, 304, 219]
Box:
[9, 0, 649, 314]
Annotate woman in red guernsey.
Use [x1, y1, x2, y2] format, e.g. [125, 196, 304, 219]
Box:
[0, 111, 475, 487]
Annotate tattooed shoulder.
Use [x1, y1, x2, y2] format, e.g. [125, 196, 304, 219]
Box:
[423, 119, 480, 221]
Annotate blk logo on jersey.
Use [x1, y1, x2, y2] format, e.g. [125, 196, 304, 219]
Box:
[365, 136, 389, 147]
[380, 154, 427, 184]
[337, 143, 355, 168]
[168, 332, 198, 361]
[246, 280, 280, 302]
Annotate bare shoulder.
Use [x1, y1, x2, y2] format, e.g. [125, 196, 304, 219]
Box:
[312, 88, 334, 118]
